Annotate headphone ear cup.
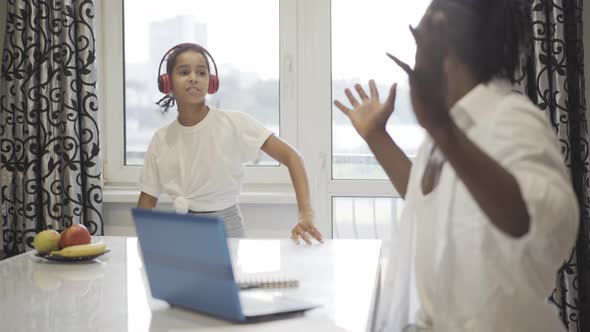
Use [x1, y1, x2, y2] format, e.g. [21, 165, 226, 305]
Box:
[208, 75, 219, 94]
[159, 73, 172, 94]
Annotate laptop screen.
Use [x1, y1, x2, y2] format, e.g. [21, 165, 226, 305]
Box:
[131, 208, 246, 321]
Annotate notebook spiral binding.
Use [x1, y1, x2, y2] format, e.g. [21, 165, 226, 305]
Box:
[237, 278, 299, 290]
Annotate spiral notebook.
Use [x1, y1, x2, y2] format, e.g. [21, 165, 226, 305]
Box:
[237, 277, 299, 290]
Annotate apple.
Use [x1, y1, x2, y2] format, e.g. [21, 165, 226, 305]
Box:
[33, 230, 61, 254]
[59, 224, 92, 249]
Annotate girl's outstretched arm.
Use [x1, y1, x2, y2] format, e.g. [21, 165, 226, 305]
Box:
[261, 135, 323, 245]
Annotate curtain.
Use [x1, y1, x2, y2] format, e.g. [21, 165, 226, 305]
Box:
[521, 0, 590, 330]
[0, 0, 103, 257]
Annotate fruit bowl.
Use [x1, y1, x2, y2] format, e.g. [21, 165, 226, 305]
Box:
[35, 249, 111, 262]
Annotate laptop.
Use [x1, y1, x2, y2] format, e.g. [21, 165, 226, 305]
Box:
[131, 208, 319, 322]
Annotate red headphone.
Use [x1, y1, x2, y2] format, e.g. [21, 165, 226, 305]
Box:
[157, 43, 220, 95]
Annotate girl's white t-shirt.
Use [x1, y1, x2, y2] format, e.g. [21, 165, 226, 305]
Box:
[139, 108, 273, 212]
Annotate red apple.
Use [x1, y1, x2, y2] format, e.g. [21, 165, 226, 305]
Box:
[59, 224, 92, 249]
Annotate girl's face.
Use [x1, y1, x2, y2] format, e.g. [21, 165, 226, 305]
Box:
[171, 50, 210, 105]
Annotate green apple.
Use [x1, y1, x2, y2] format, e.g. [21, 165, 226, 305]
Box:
[33, 230, 61, 254]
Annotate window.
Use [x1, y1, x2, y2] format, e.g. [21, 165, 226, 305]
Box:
[123, 0, 280, 166]
[327, 0, 430, 240]
[331, 0, 428, 180]
[98, 0, 430, 238]
[333, 197, 404, 239]
[99, 0, 296, 185]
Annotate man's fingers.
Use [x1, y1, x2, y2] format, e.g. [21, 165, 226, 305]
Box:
[386, 52, 413, 76]
[430, 12, 449, 72]
[383, 83, 398, 115]
[334, 100, 351, 116]
[431, 12, 448, 52]
[369, 79, 379, 100]
[345, 88, 360, 107]
[355, 84, 369, 101]
[409, 24, 419, 43]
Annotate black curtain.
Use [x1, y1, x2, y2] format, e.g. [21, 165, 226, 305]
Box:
[521, 0, 590, 330]
[0, 0, 103, 256]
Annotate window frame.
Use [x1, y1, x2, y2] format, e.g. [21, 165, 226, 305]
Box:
[295, 0, 402, 238]
[97, 0, 409, 238]
[97, 0, 297, 186]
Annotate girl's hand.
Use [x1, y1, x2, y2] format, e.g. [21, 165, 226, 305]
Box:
[334, 80, 398, 141]
[291, 212, 323, 245]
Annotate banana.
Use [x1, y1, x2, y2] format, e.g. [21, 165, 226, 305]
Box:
[50, 242, 107, 257]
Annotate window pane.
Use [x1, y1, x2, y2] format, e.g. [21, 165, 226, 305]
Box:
[123, 0, 279, 165]
[333, 197, 404, 240]
[331, 1, 430, 179]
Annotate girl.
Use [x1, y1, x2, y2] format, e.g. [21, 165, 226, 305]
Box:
[335, 0, 578, 331]
[137, 43, 322, 245]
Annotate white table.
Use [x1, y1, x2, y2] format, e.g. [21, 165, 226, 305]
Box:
[0, 236, 381, 332]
